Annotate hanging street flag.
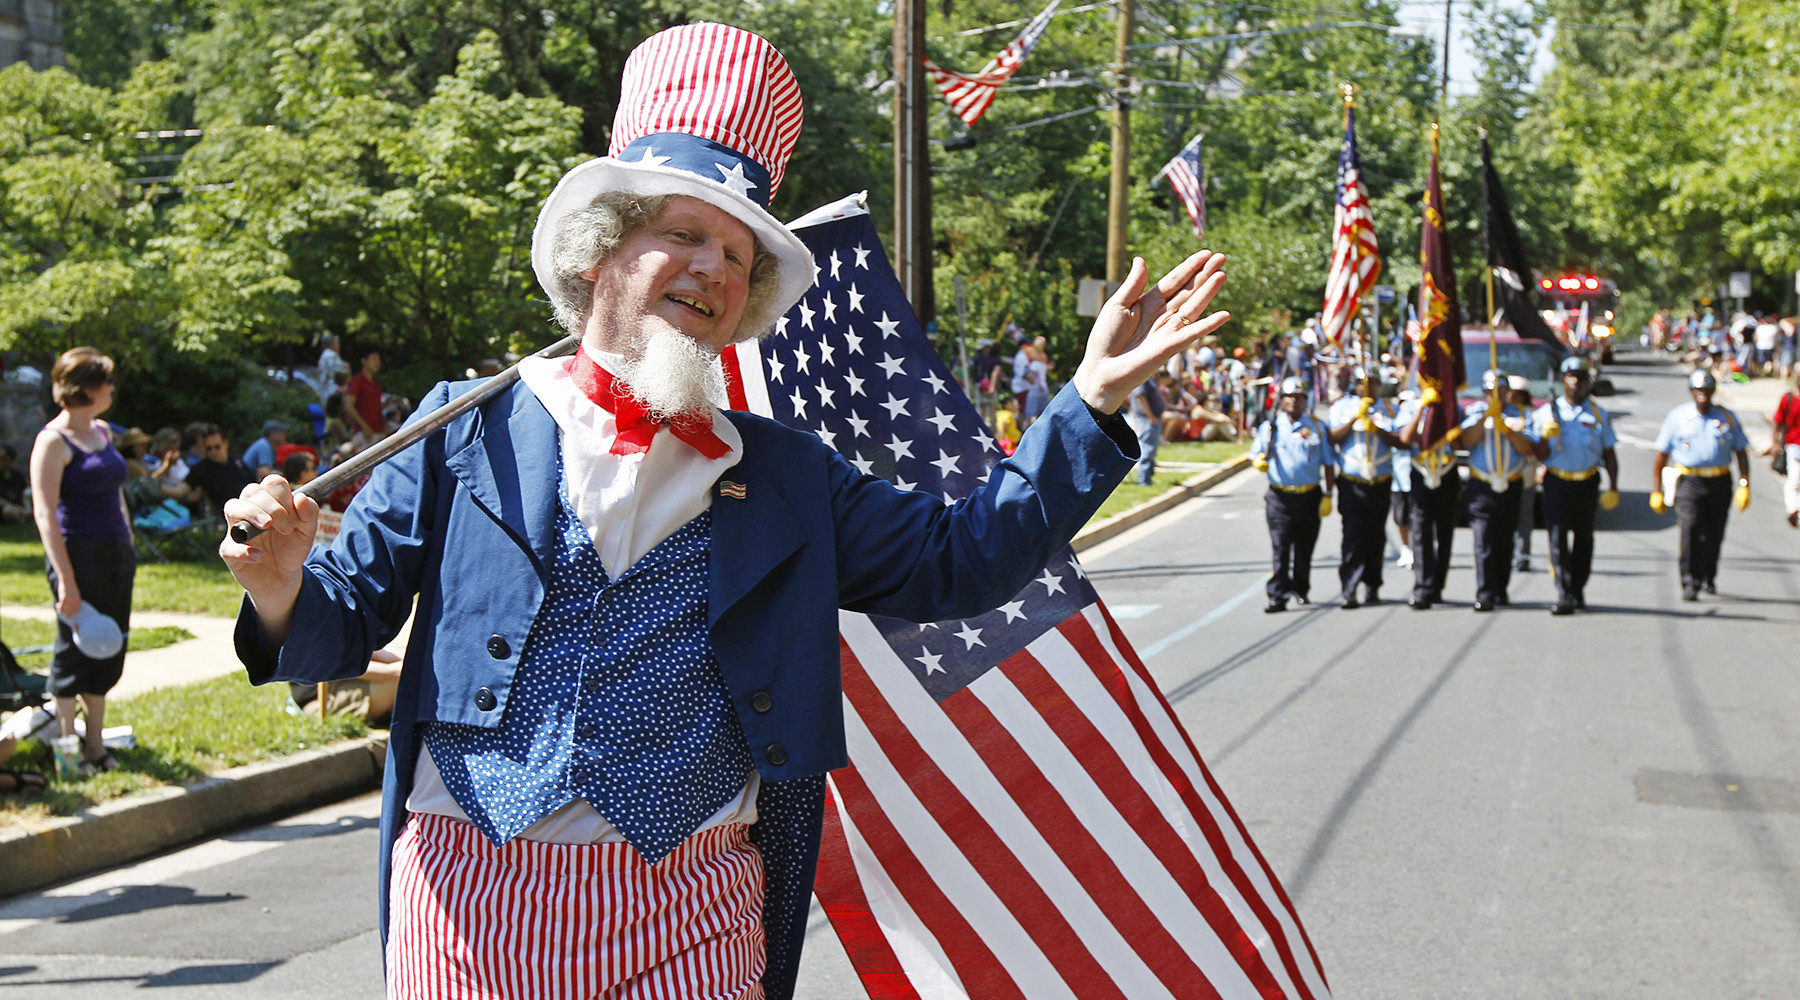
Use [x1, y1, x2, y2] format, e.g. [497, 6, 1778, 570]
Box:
[1320, 106, 1381, 352]
[923, 0, 1061, 126]
[720, 194, 1333, 1000]
[1415, 127, 1466, 452]
[1155, 132, 1207, 238]
[1479, 136, 1562, 348]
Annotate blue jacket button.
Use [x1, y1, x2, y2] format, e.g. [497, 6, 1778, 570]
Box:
[486, 634, 510, 659]
[751, 691, 773, 714]
[474, 687, 496, 712]
[765, 743, 788, 766]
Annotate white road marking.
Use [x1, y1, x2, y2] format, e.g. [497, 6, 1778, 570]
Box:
[1138, 580, 1264, 659]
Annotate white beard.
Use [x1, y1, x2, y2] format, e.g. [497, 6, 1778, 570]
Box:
[616, 326, 728, 421]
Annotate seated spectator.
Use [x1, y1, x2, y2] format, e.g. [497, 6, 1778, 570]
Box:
[148, 428, 200, 509]
[321, 392, 353, 455]
[290, 650, 402, 728]
[241, 420, 288, 479]
[180, 421, 209, 469]
[184, 425, 255, 516]
[0, 445, 29, 524]
[117, 428, 168, 513]
[1190, 393, 1240, 441]
[281, 449, 318, 486]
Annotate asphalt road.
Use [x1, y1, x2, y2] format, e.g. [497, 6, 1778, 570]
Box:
[1, 350, 1794, 998]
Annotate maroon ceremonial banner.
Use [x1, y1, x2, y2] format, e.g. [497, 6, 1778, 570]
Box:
[1415, 131, 1465, 450]
[721, 195, 1332, 1000]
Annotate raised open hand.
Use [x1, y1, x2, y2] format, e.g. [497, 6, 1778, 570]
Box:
[1070, 252, 1229, 413]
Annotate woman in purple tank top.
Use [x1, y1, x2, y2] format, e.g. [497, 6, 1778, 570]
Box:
[28, 347, 136, 775]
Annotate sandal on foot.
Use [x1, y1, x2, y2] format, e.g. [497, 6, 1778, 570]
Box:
[0, 768, 48, 794]
[83, 751, 120, 774]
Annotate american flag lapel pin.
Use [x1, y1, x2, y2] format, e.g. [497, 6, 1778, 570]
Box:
[719, 480, 747, 500]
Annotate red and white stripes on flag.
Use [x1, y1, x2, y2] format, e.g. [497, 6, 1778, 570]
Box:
[923, 0, 1061, 126]
[723, 196, 1332, 1000]
[1156, 132, 1207, 238]
[1320, 107, 1381, 351]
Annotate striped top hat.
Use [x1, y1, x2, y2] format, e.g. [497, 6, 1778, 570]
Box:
[532, 23, 816, 342]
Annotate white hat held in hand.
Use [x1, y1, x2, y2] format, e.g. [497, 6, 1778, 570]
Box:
[62, 601, 124, 660]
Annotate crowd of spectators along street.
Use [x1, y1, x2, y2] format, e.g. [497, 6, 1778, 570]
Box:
[967, 313, 1390, 482]
[51, 337, 427, 542]
[1653, 306, 1798, 382]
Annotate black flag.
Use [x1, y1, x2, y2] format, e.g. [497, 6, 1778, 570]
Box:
[1480, 136, 1561, 347]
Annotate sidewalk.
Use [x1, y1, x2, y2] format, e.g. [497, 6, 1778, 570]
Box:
[2, 605, 241, 699]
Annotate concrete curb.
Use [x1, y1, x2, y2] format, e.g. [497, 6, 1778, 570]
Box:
[1072, 454, 1252, 552]
[0, 733, 387, 898]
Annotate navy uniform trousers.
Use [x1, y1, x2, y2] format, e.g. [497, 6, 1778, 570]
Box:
[1466, 477, 1523, 604]
[1675, 474, 1733, 590]
[1408, 470, 1460, 601]
[1265, 488, 1322, 601]
[1541, 475, 1599, 604]
[1336, 477, 1390, 597]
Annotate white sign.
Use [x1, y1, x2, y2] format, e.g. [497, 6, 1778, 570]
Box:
[1076, 278, 1123, 317]
[1729, 271, 1751, 298]
[1374, 284, 1396, 304]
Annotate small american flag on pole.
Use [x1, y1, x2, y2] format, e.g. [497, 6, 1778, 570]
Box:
[923, 0, 1061, 126]
[1320, 107, 1381, 351]
[1155, 132, 1207, 238]
[721, 195, 1332, 1000]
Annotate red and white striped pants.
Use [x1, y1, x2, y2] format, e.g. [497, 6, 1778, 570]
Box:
[387, 812, 767, 999]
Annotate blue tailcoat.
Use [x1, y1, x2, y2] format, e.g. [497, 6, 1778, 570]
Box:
[235, 378, 1132, 997]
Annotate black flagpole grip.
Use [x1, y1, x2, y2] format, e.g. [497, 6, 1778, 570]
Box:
[227, 333, 581, 545]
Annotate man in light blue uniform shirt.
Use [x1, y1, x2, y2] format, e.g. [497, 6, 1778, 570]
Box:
[1532, 357, 1619, 615]
[1460, 370, 1539, 611]
[1326, 368, 1404, 608]
[1252, 377, 1338, 612]
[1650, 369, 1752, 600]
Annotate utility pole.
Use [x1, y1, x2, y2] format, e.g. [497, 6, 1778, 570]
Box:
[1439, 0, 1452, 106]
[1106, 0, 1134, 283]
[893, 0, 935, 323]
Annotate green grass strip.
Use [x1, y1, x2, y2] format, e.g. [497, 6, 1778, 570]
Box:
[1, 673, 367, 825]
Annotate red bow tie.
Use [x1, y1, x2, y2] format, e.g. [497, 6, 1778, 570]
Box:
[566, 351, 731, 460]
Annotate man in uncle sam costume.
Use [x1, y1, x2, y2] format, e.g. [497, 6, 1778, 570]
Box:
[221, 22, 1231, 1000]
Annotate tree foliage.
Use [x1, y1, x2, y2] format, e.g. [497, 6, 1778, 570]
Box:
[3, 0, 1796, 420]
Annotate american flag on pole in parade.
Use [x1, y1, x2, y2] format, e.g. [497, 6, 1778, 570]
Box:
[1320, 107, 1381, 351]
[1155, 132, 1207, 238]
[923, 0, 1061, 127]
[720, 194, 1331, 1000]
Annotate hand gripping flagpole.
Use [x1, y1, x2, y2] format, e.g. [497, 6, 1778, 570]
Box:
[227, 333, 581, 544]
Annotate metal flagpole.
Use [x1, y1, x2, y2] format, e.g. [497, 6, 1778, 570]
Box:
[1478, 126, 1499, 391]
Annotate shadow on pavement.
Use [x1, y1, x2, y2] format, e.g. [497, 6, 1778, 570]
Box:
[227, 814, 379, 844]
[0, 968, 36, 979]
[1597, 492, 1680, 532]
[142, 961, 279, 987]
[57, 885, 241, 924]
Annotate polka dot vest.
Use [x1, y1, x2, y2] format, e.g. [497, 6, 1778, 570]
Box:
[421, 461, 754, 863]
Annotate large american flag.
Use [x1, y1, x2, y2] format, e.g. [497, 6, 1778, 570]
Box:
[923, 0, 1061, 127]
[1155, 132, 1207, 238]
[1320, 107, 1380, 351]
[721, 196, 1331, 999]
